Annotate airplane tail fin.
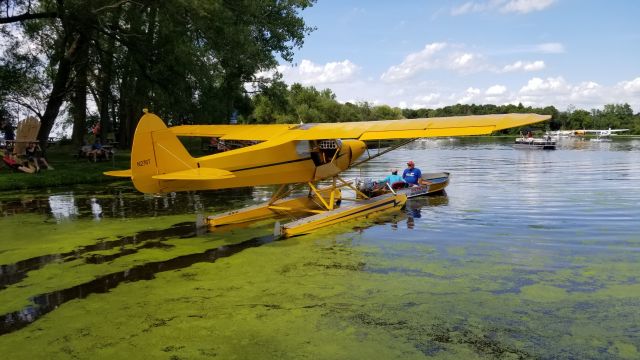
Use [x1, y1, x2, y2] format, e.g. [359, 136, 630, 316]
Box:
[130, 112, 196, 193]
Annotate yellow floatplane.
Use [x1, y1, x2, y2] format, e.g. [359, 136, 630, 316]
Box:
[106, 111, 549, 237]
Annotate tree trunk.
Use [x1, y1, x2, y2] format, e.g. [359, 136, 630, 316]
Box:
[116, 4, 157, 148]
[117, 50, 135, 147]
[97, 10, 120, 144]
[70, 36, 90, 146]
[37, 33, 86, 149]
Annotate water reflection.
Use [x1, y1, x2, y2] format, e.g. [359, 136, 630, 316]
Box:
[48, 194, 79, 221]
[542, 136, 640, 151]
[408, 194, 448, 228]
[0, 197, 49, 216]
[0, 186, 255, 221]
[90, 197, 102, 220]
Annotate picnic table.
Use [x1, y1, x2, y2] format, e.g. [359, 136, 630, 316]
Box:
[3, 140, 33, 154]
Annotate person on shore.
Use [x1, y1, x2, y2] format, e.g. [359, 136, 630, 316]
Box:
[89, 139, 108, 162]
[25, 142, 53, 171]
[92, 122, 101, 137]
[2, 151, 34, 173]
[1, 120, 15, 142]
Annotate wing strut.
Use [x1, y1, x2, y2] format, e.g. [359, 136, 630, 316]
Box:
[351, 138, 418, 167]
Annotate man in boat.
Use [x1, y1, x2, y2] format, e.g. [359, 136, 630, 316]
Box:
[402, 161, 432, 187]
[402, 161, 422, 186]
[380, 169, 406, 188]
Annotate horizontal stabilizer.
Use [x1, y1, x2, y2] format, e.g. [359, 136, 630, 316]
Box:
[104, 169, 133, 178]
[152, 167, 235, 181]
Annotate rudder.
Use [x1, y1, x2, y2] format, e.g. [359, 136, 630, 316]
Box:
[131, 112, 195, 193]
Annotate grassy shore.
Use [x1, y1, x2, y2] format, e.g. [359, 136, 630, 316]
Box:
[0, 145, 130, 191]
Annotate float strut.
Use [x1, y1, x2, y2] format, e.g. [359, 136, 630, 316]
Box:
[307, 182, 334, 210]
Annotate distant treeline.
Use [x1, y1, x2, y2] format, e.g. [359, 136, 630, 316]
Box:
[248, 82, 640, 135]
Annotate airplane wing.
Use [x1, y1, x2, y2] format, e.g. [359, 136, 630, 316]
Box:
[169, 113, 550, 141]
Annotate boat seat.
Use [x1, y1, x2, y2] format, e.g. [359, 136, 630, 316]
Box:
[391, 181, 408, 190]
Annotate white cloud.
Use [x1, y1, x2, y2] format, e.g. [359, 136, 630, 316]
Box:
[416, 93, 442, 103]
[279, 59, 359, 85]
[502, 60, 545, 72]
[380, 42, 447, 82]
[519, 76, 569, 94]
[519, 77, 605, 104]
[409, 93, 447, 109]
[452, 53, 475, 68]
[451, 0, 555, 16]
[523, 61, 545, 71]
[534, 42, 565, 54]
[571, 81, 601, 98]
[451, 1, 488, 16]
[620, 77, 640, 93]
[500, 0, 556, 14]
[499, 42, 565, 55]
[486, 85, 507, 95]
[514, 77, 624, 110]
[458, 87, 482, 104]
[389, 88, 406, 97]
[271, 58, 640, 113]
[398, 76, 640, 111]
[381, 42, 556, 82]
[381, 43, 486, 82]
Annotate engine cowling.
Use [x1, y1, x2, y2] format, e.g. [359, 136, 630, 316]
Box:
[313, 139, 367, 180]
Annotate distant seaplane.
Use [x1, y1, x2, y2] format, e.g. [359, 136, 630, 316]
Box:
[106, 111, 549, 237]
[546, 130, 575, 139]
[575, 128, 629, 142]
[547, 128, 629, 142]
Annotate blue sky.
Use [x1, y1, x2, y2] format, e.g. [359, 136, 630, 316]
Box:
[273, 0, 640, 112]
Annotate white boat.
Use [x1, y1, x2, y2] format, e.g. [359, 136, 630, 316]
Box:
[514, 136, 556, 150]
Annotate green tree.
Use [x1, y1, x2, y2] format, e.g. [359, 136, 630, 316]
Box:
[599, 103, 633, 129]
[1, 0, 315, 147]
[569, 110, 591, 130]
[340, 102, 365, 122]
[371, 105, 403, 120]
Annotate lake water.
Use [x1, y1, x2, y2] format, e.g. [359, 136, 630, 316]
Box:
[1, 138, 639, 359]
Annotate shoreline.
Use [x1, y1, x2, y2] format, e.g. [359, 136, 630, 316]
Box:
[0, 146, 130, 191]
